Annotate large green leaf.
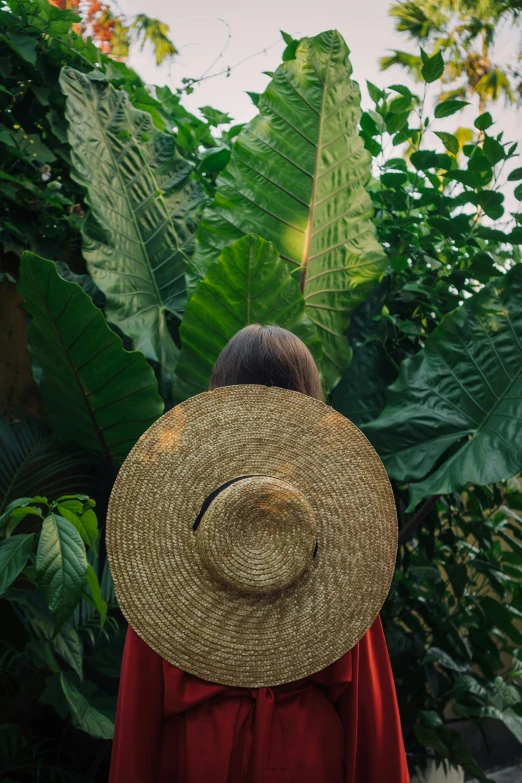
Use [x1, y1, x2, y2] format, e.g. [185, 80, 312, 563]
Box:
[330, 288, 398, 425]
[8, 589, 84, 678]
[60, 672, 114, 739]
[190, 30, 387, 390]
[17, 253, 164, 467]
[36, 512, 87, 629]
[0, 534, 34, 595]
[60, 67, 203, 379]
[174, 234, 321, 401]
[364, 265, 522, 510]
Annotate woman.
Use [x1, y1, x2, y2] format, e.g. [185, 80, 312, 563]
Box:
[108, 324, 409, 783]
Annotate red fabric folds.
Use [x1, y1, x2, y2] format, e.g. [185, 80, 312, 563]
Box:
[109, 615, 409, 783]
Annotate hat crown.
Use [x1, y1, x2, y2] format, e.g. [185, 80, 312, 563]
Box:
[196, 476, 317, 594]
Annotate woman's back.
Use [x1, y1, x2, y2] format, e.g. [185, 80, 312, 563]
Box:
[109, 616, 409, 783]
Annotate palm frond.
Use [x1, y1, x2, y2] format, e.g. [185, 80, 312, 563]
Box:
[0, 416, 102, 514]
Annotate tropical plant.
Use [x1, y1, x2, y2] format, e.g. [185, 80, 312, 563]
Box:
[174, 233, 322, 401]
[189, 30, 388, 391]
[0, 490, 120, 781]
[0, 0, 232, 273]
[382, 0, 522, 111]
[1, 9, 522, 781]
[330, 46, 522, 779]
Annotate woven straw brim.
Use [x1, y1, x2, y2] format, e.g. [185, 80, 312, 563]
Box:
[106, 384, 397, 687]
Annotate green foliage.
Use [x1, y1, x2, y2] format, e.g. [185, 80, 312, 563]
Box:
[191, 30, 388, 391]
[0, 0, 232, 268]
[1, 8, 522, 781]
[382, 485, 522, 780]
[364, 265, 522, 511]
[335, 37, 522, 777]
[1, 492, 118, 770]
[60, 67, 204, 383]
[384, 0, 522, 109]
[17, 252, 164, 468]
[174, 234, 321, 401]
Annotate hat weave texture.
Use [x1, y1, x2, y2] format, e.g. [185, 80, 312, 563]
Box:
[106, 384, 398, 687]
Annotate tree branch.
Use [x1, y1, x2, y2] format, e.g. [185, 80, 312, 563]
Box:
[398, 494, 440, 544]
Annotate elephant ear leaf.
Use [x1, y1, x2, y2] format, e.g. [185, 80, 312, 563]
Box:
[363, 264, 522, 511]
[190, 29, 387, 390]
[174, 234, 321, 402]
[17, 252, 164, 467]
[59, 66, 204, 380]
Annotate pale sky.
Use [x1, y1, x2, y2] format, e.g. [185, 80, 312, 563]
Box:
[120, 0, 520, 215]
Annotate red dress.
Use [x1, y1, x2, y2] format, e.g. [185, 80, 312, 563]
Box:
[109, 615, 409, 783]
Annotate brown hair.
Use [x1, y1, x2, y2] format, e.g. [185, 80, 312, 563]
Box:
[209, 324, 324, 402]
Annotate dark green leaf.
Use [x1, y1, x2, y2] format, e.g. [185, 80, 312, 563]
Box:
[507, 167, 522, 182]
[434, 131, 459, 155]
[423, 646, 469, 673]
[5, 32, 38, 65]
[363, 265, 522, 510]
[386, 111, 410, 134]
[410, 150, 440, 170]
[475, 190, 504, 220]
[434, 99, 470, 119]
[381, 172, 408, 188]
[17, 253, 164, 466]
[474, 112, 493, 131]
[0, 534, 34, 595]
[60, 672, 114, 739]
[421, 50, 444, 84]
[483, 137, 505, 166]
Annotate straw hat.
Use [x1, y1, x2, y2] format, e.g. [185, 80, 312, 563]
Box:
[106, 384, 398, 688]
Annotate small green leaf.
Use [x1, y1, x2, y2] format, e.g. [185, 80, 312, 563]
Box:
[423, 646, 469, 673]
[60, 672, 114, 739]
[0, 534, 35, 595]
[56, 502, 98, 553]
[434, 131, 459, 155]
[507, 167, 522, 182]
[36, 512, 88, 629]
[421, 49, 444, 83]
[86, 565, 107, 629]
[514, 183, 522, 201]
[410, 150, 440, 170]
[454, 675, 488, 702]
[483, 137, 505, 166]
[5, 32, 38, 65]
[386, 111, 410, 134]
[389, 95, 412, 114]
[476, 190, 504, 219]
[367, 80, 385, 104]
[382, 157, 407, 172]
[434, 99, 470, 119]
[381, 171, 408, 188]
[474, 112, 493, 131]
[388, 84, 413, 99]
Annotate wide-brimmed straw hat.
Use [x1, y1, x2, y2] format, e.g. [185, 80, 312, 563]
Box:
[106, 384, 398, 688]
